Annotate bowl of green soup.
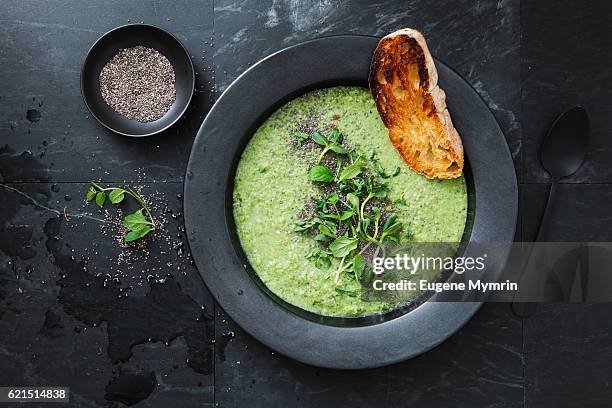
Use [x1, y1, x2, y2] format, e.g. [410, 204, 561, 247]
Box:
[184, 35, 517, 369]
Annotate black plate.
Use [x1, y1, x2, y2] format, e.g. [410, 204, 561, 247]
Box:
[81, 24, 194, 137]
[184, 35, 518, 369]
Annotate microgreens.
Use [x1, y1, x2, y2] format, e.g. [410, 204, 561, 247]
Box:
[293, 126, 406, 291]
[311, 128, 349, 163]
[86, 182, 157, 242]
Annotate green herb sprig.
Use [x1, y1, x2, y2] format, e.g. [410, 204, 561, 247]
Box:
[311, 128, 349, 163]
[294, 126, 406, 288]
[86, 182, 157, 242]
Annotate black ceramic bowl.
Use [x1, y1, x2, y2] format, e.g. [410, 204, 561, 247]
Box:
[184, 36, 518, 369]
[81, 24, 195, 137]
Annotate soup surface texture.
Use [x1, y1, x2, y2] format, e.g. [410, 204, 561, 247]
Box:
[233, 86, 467, 316]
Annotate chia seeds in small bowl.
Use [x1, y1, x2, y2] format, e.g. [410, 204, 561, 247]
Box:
[81, 24, 195, 137]
[99, 46, 177, 123]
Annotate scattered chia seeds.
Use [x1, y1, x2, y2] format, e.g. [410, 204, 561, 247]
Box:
[99, 46, 176, 122]
[62, 171, 194, 292]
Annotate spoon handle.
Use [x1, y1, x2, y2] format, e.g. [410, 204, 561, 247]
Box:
[535, 179, 558, 242]
[512, 180, 558, 318]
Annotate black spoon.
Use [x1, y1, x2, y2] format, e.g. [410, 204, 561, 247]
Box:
[512, 106, 589, 317]
[535, 106, 590, 241]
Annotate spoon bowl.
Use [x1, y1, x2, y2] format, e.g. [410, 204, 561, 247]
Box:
[541, 106, 590, 180]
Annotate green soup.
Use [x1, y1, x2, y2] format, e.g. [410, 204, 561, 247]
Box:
[233, 86, 467, 316]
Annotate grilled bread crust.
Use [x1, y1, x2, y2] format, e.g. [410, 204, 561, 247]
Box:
[369, 28, 464, 179]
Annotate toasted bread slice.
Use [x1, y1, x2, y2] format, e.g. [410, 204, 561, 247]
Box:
[369, 28, 464, 179]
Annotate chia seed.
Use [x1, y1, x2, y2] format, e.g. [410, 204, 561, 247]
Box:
[99, 46, 176, 122]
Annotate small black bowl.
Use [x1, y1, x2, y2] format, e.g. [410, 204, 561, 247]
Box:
[81, 24, 195, 137]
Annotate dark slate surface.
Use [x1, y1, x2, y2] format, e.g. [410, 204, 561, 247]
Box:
[215, 303, 522, 408]
[524, 303, 612, 408]
[521, 183, 612, 407]
[516, 4, 612, 404]
[0, 181, 215, 407]
[521, 0, 612, 183]
[0, 0, 215, 183]
[521, 184, 612, 242]
[0, 0, 610, 406]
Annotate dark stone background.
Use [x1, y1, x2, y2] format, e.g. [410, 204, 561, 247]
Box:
[0, 0, 610, 406]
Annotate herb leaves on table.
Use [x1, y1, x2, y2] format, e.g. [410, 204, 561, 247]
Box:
[86, 182, 157, 242]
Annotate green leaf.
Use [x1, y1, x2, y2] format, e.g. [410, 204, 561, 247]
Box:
[329, 144, 349, 154]
[316, 198, 327, 212]
[352, 254, 367, 284]
[123, 209, 150, 230]
[294, 131, 309, 143]
[382, 213, 402, 241]
[315, 256, 331, 270]
[311, 132, 327, 146]
[328, 128, 343, 144]
[292, 219, 316, 232]
[334, 156, 343, 172]
[86, 186, 97, 202]
[383, 214, 398, 231]
[393, 194, 407, 206]
[383, 222, 402, 236]
[372, 207, 381, 223]
[339, 210, 353, 221]
[122, 208, 155, 242]
[327, 193, 339, 205]
[108, 188, 125, 204]
[334, 286, 359, 297]
[372, 184, 390, 199]
[329, 236, 358, 258]
[373, 161, 388, 178]
[324, 220, 337, 233]
[319, 212, 340, 220]
[337, 162, 365, 183]
[124, 224, 154, 242]
[347, 193, 359, 211]
[361, 218, 371, 233]
[95, 191, 106, 207]
[314, 233, 329, 242]
[318, 223, 335, 238]
[309, 165, 334, 182]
